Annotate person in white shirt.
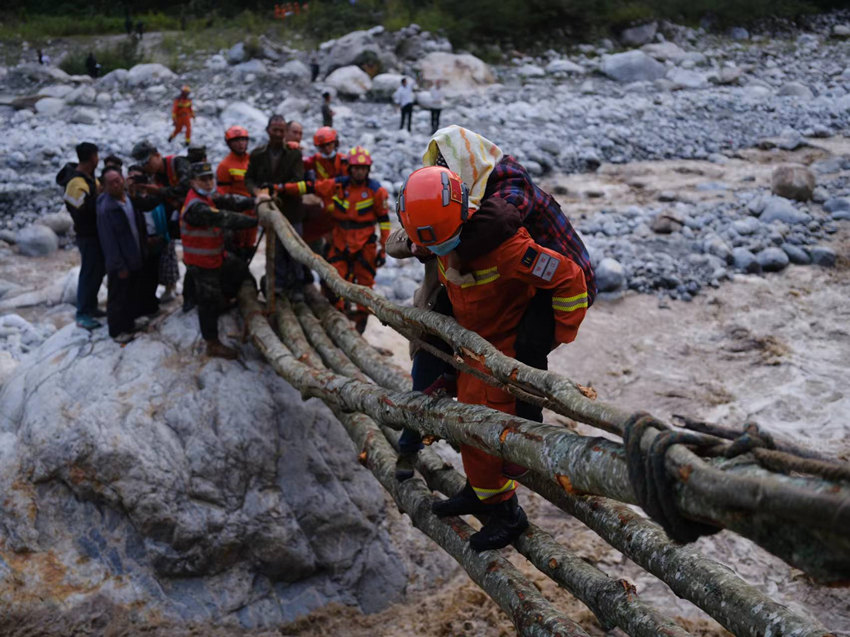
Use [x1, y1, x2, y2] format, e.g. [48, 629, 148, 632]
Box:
[393, 78, 415, 132]
[429, 79, 445, 134]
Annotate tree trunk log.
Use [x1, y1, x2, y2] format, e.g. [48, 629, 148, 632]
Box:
[239, 283, 836, 636]
[256, 203, 850, 583]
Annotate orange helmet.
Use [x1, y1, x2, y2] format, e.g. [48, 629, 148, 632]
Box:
[397, 166, 470, 248]
[224, 125, 250, 141]
[313, 126, 337, 146]
[348, 146, 372, 167]
[181, 85, 191, 94]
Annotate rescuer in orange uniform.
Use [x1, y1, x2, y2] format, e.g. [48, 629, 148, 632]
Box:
[311, 146, 389, 333]
[168, 85, 195, 145]
[302, 126, 348, 246]
[216, 125, 256, 262]
[397, 165, 589, 551]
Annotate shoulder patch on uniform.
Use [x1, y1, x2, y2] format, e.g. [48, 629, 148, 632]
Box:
[532, 252, 561, 282]
[521, 247, 538, 268]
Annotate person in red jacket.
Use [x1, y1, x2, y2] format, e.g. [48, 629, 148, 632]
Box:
[312, 146, 389, 333]
[302, 126, 348, 247]
[397, 165, 589, 551]
[181, 162, 266, 358]
[168, 85, 195, 145]
[216, 125, 256, 262]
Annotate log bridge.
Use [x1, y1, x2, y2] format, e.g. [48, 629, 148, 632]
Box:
[238, 202, 848, 636]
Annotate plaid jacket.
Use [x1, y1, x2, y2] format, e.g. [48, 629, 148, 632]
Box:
[483, 156, 596, 305]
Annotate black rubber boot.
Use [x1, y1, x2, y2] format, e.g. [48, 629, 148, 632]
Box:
[432, 482, 489, 517]
[469, 494, 529, 551]
[395, 451, 417, 482]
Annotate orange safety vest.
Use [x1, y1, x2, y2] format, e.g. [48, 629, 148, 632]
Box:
[436, 227, 588, 353]
[162, 155, 180, 187]
[180, 189, 224, 269]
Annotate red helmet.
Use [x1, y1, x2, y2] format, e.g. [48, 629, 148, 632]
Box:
[397, 166, 470, 247]
[225, 125, 250, 141]
[313, 126, 338, 146]
[348, 146, 373, 167]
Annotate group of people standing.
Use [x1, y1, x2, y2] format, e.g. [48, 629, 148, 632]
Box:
[393, 77, 444, 134]
[62, 111, 597, 554]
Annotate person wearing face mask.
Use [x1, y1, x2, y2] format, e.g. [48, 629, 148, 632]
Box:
[388, 126, 596, 482]
[310, 146, 390, 333]
[397, 164, 589, 551]
[181, 162, 268, 359]
[301, 126, 348, 248]
[217, 126, 256, 262]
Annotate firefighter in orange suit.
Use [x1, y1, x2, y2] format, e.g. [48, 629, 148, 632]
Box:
[168, 85, 195, 145]
[397, 165, 589, 551]
[301, 126, 348, 246]
[216, 125, 256, 261]
[312, 146, 389, 333]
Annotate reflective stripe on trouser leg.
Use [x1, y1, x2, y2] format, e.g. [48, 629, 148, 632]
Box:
[461, 444, 517, 503]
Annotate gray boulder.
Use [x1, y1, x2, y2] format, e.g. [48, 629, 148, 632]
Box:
[227, 42, 247, 64]
[392, 276, 419, 301]
[321, 30, 394, 76]
[757, 247, 790, 272]
[65, 84, 97, 105]
[370, 73, 411, 101]
[733, 248, 761, 273]
[39, 211, 73, 236]
[642, 42, 688, 64]
[126, 63, 176, 88]
[516, 64, 545, 78]
[10, 63, 71, 84]
[810, 246, 836, 267]
[667, 68, 708, 89]
[823, 197, 850, 213]
[600, 51, 666, 83]
[206, 54, 228, 71]
[759, 197, 810, 225]
[325, 65, 373, 98]
[15, 224, 58, 256]
[781, 243, 811, 265]
[97, 68, 128, 88]
[777, 82, 813, 99]
[831, 24, 850, 39]
[0, 314, 407, 627]
[280, 59, 311, 80]
[620, 22, 657, 46]
[728, 27, 750, 40]
[417, 52, 494, 90]
[220, 101, 268, 137]
[596, 257, 626, 292]
[70, 107, 98, 125]
[545, 59, 585, 76]
[34, 97, 65, 116]
[771, 165, 815, 201]
[232, 58, 268, 78]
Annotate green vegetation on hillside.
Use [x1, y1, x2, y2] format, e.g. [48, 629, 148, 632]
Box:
[2, 0, 846, 51]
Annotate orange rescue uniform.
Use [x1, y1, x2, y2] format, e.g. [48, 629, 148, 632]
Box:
[437, 226, 588, 503]
[216, 152, 256, 249]
[170, 96, 194, 144]
[302, 152, 348, 243]
[316, 175, 390, 318]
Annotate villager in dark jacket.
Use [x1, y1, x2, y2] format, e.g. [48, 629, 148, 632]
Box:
[244, 114, 308, 293]
[96, 167, 150, 341]
[63, 142, 105, 330]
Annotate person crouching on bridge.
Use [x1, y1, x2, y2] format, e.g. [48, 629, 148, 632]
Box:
[397, 166, 589, 551]
[181, 162, 268, 359]
[309, 146, 390, 333]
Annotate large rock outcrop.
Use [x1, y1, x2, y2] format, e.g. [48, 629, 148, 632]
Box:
[0, 310, 407, 627]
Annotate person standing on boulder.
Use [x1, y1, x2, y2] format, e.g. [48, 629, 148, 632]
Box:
[63, 141, 105, 331]
[393, 77, 414, 132]
[321, 91, 334, 128]
[312, 145, 390, 333]
[397, 164, 589, 551]
[216, 125, 256, 263]
[168, 85, 195, 146]
[96, 167, 150, 343]
[181, 162, 266, 359]
[245, 114, 309, 295]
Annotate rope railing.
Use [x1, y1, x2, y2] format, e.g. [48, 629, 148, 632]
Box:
[235, 202, 844, 635]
